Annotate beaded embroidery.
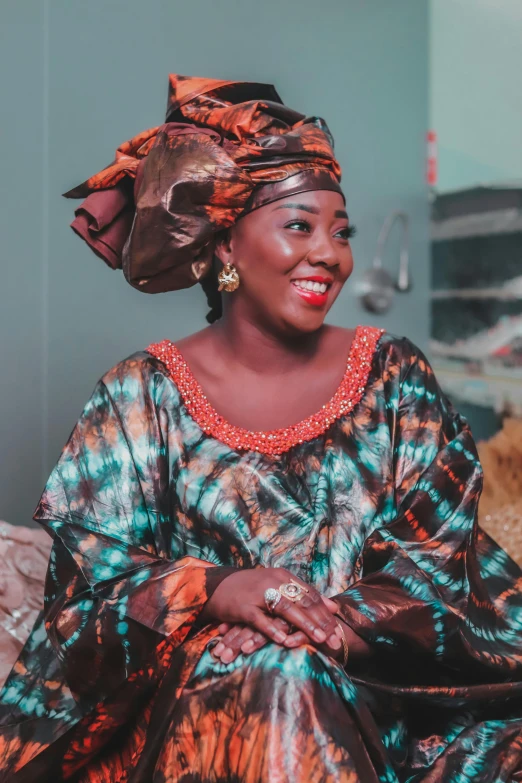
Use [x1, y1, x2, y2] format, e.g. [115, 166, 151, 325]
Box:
[146, 325, 385, 456]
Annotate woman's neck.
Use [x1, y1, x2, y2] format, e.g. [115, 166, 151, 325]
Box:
[209, 312, 326, 377]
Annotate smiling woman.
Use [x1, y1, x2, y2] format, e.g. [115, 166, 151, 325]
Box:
[2, 74, 522, 783]
[215, 192, 355, 320]
[285, 203, 357, 306]
[174, 188, 359, 432]
[203, 193, 356, 326]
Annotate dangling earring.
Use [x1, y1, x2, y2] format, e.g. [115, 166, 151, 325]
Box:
[217, 263, 240, 292]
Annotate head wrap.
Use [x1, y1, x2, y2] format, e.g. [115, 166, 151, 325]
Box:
[64, 74, 343, 294]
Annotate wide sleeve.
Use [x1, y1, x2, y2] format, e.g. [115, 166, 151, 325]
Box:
[33, 354, 233, 709]
[332, 339, 522, 677]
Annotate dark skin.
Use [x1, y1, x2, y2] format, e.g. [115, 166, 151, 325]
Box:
[177, 189, 370, 664]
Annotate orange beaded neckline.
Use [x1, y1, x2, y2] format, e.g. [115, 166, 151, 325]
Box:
[146, 325, 385, 456]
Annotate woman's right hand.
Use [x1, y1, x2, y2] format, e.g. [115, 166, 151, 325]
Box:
[201, 567, 342, 656]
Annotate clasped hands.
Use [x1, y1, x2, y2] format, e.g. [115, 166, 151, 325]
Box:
[200, 567, 350, 665]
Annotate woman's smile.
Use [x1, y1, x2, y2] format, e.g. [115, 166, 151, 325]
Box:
[291, 274, 333, 307]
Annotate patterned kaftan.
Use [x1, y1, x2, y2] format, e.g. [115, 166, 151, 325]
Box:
[1, 325, 522, 782]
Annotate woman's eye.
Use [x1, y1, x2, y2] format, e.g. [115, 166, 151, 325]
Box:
[285, 220, 311, 232]
[337, 225, 357, 240]
[284, 221, 357, 239]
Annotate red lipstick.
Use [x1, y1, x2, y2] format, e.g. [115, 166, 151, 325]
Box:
[290, 276, 332, 308]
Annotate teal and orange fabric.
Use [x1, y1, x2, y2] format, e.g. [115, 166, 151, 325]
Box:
[62, 74, 343, 295]
[2, 326, 522, 781]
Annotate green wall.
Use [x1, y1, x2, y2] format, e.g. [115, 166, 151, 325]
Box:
[430, 0, 522, 192]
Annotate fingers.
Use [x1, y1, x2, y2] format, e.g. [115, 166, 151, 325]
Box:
[212, 624, 253, 663]
[212, 618, 291, 663]
[241, 618, 289, 655]
[246, 607, 296, 646]
[209, 572, 342, 663]
[211, 614, 343, 664]
[282, 631, 341, 657]
[281, 629, 308, 648]
[273, 588, 342, 654]
[240, 629, 265, 654]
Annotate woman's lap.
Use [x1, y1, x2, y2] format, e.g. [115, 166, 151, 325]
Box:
[155, 641, 388, 782]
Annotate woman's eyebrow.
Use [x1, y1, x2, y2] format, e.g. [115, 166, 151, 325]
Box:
[273, 202, 319, 214]
[273, 203, 350, 221]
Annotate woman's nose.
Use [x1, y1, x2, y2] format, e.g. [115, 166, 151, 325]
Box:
[306, 238, 339, 268]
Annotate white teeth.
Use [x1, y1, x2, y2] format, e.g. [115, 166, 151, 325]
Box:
[293, 280, 328, 293]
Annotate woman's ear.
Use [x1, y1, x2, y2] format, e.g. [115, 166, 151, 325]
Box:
[213, 228, 234, 267]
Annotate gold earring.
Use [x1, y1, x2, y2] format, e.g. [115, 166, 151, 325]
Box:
[217, 263, 240, 292]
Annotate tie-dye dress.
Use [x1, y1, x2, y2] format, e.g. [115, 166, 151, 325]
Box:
[1, 325, 522, 782]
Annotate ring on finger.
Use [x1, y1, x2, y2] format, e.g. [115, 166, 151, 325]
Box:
[264, 587, 282, 614]
[279, 578, 309, 603]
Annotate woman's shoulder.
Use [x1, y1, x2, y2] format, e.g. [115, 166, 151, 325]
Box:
[329, 324, 427, 365]
[94, 327, 225, 401]
[96, 347, 174, 399]
[374, 328, 426, 359]
[330, 326, 434, 390]
[370, 328, 440, 393]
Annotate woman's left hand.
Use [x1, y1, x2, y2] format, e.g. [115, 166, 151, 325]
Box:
[211, 618, 290, 663]
[211, 617, 346, 664]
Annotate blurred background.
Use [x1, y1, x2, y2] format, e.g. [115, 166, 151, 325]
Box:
[1, 0, 521, 544]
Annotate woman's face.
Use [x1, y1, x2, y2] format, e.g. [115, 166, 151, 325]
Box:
[215, 189, 355, 335]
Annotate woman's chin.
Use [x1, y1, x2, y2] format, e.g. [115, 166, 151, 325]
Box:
[279, 307, 329, 335]
[281, 288, 341, 333]
[245, 294, 330, 335]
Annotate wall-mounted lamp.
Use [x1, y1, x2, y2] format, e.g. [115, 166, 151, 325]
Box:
[357, 210, 411, 314]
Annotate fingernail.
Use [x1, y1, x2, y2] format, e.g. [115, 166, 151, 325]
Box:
[222, 648, 234, 662]
[242, 640, 255, 652]
[329, 634, 341, 649]
[274, 630, 287, 643]
[313, 629, 327, 642]
[214, 642, 225, 656]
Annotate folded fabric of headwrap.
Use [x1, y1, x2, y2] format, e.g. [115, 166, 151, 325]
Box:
[64, 74, 343, 294]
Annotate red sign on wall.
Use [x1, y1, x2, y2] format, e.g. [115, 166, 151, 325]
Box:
[427, 130, 437, 187]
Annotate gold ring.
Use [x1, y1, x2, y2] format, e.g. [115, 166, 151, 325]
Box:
[278, 578, 309, 603]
